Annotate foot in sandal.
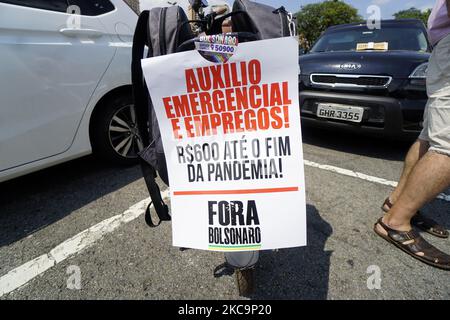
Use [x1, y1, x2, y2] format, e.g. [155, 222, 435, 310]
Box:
[374, 217, 450, 270]
[382, 197, 449, 239]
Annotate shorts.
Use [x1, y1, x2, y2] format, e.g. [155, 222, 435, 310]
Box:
[418, 34, 450, 156]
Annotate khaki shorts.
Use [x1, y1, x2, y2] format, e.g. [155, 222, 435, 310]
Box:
[418, 34, 450, 156]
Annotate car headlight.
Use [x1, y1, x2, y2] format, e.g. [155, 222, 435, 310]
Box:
[409, 62, 428, 78]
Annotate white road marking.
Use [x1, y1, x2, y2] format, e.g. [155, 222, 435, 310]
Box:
[0, 189, 169, 297]
[1, 160, 449, 297]
[0, 254, 55, 297]
[304, 160, 450, 202]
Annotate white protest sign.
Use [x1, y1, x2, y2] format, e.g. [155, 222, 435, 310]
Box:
[141, 36, 306, 251]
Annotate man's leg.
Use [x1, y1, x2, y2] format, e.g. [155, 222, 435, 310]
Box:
[388, 139, 429, 204]
[374, 34, 450, 268]
[379, 151, 450, 233]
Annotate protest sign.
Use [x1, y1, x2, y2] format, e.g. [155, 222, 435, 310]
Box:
[141, 36, 306, 251]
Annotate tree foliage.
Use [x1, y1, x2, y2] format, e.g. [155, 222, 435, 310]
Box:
[393, 7, 432, 26]
[296, 0, 362, 50]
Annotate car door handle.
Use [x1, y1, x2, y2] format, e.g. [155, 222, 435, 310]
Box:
[59, 28, 104, 38]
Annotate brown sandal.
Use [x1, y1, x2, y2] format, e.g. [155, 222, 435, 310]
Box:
[374, 218, 450, 270]
[382, 198, 449, 239]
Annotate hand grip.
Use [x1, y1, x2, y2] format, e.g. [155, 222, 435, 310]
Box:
[59, 28, 103, 38]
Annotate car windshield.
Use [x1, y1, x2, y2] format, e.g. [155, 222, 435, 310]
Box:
[310, 26, 430, 53]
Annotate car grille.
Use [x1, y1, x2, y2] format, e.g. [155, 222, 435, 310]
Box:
[310, 74, 392, 88]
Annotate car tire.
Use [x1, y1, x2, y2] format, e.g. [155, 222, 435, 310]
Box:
[90, 94, 144, 165]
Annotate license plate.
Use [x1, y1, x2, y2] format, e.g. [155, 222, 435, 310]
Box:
[317, 103, 364, 123]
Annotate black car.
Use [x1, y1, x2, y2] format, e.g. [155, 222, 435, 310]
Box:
[299, 19, 431, 139]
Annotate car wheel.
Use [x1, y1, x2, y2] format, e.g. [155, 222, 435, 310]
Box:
[91, 94, 144, 165]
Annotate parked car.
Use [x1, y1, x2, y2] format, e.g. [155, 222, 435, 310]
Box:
[0, 0, 142, 183]
[0, 0, 235, 183]
[299, 19, 431, 139]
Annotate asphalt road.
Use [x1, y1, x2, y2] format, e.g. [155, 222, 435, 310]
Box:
[0, 126, 449, 300]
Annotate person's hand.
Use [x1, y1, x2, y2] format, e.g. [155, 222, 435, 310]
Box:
[222, 19, 232, 33]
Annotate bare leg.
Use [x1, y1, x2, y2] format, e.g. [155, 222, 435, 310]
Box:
[388, 139, 429, 204]
[380, 151, 450, 233]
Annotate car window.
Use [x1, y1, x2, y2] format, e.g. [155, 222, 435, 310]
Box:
[122, 0, 139, 14]
[417, 31, 429, 51]
[0, 0, 69, 13]
[67, 0, 115, 16]
[311, 26, 430, 53]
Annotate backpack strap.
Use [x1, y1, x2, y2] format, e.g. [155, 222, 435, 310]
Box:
[132, 10, 151, 146]
[132, 11, 171, 227]
[141, 158, 171, 227]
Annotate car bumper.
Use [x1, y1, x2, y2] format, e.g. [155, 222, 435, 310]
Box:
[299, 90, 426, 140]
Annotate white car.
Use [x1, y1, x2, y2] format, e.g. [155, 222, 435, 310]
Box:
[0, 0, 140, 183]
[0, 0, 231, 183]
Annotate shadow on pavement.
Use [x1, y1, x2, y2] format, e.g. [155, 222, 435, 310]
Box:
[301, 124, 414, 162]
[422, 201, 450, 231]
[251, 204, 333, 299]
[0, 155, 142, 247]
[301, 126, 450, 232]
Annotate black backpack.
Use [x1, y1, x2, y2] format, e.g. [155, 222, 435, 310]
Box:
[131, 0, 296, 227]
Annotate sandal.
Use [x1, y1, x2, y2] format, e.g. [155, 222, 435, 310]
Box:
[382, 198, 449, 239]
[374, 218, 450, 270]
